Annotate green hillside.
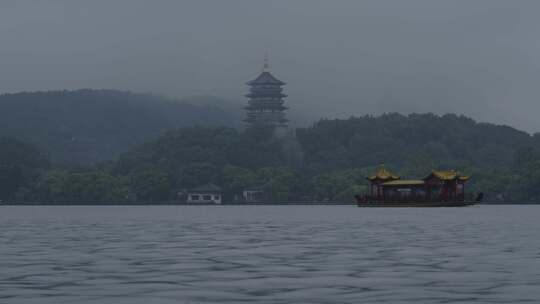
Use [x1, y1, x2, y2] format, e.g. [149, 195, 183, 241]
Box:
[297, 113, 537, 172]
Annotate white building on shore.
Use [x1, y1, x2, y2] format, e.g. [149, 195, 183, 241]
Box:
[185, 183, 222, 204]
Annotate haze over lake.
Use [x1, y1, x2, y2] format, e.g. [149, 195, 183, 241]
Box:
[1, 205, 539, 303]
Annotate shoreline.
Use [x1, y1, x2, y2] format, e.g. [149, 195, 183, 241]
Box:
[1, 202, 539, 206]
[1, 202, 355, 206]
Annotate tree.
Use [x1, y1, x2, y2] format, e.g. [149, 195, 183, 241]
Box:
[34, 170, 130, 203]
[0, 137, 49, 201]
[128, 169, 171, 202]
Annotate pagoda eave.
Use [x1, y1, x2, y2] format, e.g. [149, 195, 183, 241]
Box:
[244, 106, 287, 111]
[246, 80, 287, 86]
[246, 72, 286, 86]
[243, 118, 289, 123]
[245, 93, 287, 98]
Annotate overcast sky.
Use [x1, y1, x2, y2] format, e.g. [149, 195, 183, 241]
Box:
[1, 1, 540, 131]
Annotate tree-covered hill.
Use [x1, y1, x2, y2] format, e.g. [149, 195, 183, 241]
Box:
[0, 89, 239, 164]
[60, 113, 534, 203]
[297, 113, 537, 173]
[107, 113, 540, 202]
[4, 112, 540, 203]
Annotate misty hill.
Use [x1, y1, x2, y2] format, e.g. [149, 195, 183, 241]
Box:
[0, 90, 239, 164]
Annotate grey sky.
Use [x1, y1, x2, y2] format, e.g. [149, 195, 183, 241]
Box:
[1, 1, 540, 131]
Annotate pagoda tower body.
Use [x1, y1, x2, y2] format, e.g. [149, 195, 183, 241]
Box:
[244, 58, 288, 128]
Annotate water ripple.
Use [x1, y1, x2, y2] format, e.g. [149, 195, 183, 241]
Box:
[0, 205, 539, 303]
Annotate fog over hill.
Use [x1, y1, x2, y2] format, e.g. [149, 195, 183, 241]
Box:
[2, 1, 540, 132]
[0, 90, 239, 164]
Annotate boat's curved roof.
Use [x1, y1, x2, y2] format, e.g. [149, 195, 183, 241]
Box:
[367, 167, 400, 181]
[425, 170, 469, 181]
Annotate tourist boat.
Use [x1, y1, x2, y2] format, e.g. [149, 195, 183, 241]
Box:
[355, 167, 482, 207]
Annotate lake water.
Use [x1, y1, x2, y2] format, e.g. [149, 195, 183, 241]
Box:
[0, 205, 539, 303]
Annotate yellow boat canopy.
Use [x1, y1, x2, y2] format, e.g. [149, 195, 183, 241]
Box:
[425, 170, 469, 181]
[367, 166, 400, 181]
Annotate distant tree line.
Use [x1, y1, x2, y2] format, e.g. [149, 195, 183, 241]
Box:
[3, 113, 540, 203]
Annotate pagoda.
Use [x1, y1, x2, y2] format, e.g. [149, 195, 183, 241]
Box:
[244, 55, 288, 128]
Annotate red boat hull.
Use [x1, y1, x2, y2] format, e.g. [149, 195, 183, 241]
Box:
[357, 201, 476, 207]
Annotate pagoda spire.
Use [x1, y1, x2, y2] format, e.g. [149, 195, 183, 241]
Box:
[263, 50, 270, 71]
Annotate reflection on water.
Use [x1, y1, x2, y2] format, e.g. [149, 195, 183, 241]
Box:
[0, 205, 539, 303]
